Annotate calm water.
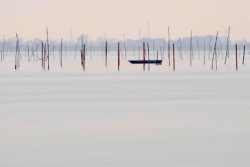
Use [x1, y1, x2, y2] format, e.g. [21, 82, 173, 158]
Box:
[1, 51, 250, 166]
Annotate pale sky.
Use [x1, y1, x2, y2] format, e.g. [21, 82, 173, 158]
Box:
[0, 0, 249, 41]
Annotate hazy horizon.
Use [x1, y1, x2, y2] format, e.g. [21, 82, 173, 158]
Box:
[0, 0, 249, 41]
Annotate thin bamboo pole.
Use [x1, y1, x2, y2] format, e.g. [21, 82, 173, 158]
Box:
[118, 42, 120, 71]
[236, 44, 238, 70]
[83, 44, 86, 70]
[147, 43, 150, 71]
[143, 42, 145, 71]
[173, 43, 175, 71]
[242, 45, 245, 65]
[105, 41, 108, 67]
[42, 42, 44, 68]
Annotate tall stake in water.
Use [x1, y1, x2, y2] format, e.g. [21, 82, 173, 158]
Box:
[27, 42, 30, 61]
[173, 43, 175, 71]
[118, 42, 120, 71]
[143, 42, 145, 71]
[147, 43, 150, 71]
[236, 44, 238, 70]
[242, 45, 245, 64]
[211, 31, 219, 70]
[41, 42, 44, 69]
[83, 44, 86, 70]
[15, 33, 19, 69]
[105, 41, 108, 67]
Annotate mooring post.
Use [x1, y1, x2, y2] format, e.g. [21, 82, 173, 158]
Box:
[83, 44, 86, 70]
[143, 42, 145, 71]
[242, 45, 245, 65]
[80, 50, 83, 67]
[42, 42, 44, 69]
[105, 41, 108, 67]
[236, 44, 238, 71]
[118, 42, 120, 71]
[147, 43, 150, 71]
[173, 43, 175, 71]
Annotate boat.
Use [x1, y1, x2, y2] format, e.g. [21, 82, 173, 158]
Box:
[128, 60, 162, 65]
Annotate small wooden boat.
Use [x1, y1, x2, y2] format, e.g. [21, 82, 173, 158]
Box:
[128, 60, 162, 65]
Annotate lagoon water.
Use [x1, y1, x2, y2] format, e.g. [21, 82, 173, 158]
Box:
[1, 51, 250, 166]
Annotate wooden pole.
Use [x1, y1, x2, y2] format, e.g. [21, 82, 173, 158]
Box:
[105, 41, 108, 67]
[242, 45, 245, 64]
[236, 44, 238, 70]
[211, 31, 219, 70]
[83, 44, 86, 70]
[173, 43, 175, 71]
[118, 42, 120, 71]
[147, 43, 150, 71]
[80, 50, 83, 68]
[143, 42, 145, 71]
[15, 33, 18, 70]
[42, 42, 44, 68]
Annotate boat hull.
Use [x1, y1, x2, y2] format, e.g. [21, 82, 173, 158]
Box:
[128, 60, 162, 65]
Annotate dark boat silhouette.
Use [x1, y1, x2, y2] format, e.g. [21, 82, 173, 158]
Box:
[128, 60, 162, 65]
